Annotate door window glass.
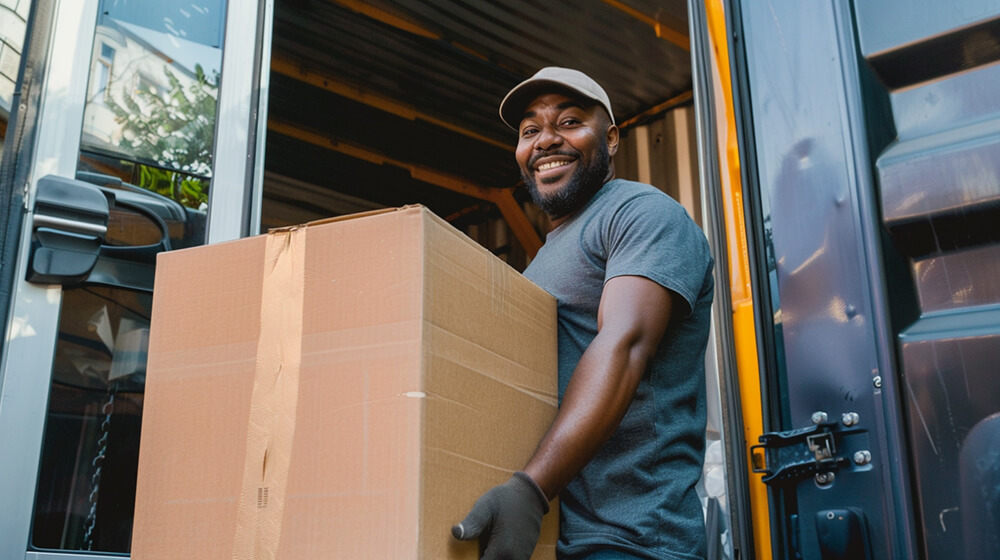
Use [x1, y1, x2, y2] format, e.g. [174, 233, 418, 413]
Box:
[80, 0, 226, 215]
[31, 0, 227, 553]
[32, 286, 152, 552]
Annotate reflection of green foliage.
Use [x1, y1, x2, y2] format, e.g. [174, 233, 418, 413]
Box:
[108, 65, 217, 209]
[137, 165, 209, 209]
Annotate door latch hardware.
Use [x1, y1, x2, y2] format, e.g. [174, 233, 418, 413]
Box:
[751, 419, 863, 486]
[808, 432, 835, 461]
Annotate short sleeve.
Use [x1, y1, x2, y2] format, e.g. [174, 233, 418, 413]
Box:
[603, 192, 713, 315]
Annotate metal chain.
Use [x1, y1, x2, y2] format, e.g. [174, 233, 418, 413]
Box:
[82, 388, 115, 550]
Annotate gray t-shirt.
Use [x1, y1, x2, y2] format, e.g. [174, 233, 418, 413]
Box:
[524, 179, 714, 560]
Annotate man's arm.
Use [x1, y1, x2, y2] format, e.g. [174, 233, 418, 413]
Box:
[524, 274, 675, 499]
[452, 274, 676, 559]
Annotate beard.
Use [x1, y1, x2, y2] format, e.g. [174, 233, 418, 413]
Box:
[521, 141, 610, 220]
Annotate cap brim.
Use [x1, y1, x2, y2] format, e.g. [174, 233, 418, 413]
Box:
[499, 79, 597, 130]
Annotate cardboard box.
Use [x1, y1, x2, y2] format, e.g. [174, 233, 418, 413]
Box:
[132, 206, 558, 559]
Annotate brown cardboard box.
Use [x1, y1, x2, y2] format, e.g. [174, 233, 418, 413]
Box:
[132, 206, 558, 559]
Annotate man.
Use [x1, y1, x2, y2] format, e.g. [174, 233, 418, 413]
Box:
[453, 67, 714, 560]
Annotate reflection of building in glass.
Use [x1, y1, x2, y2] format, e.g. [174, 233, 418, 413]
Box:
[81, 17, 222, 174]
[94, 43, 115, 103]
[0, 0, 31, 121]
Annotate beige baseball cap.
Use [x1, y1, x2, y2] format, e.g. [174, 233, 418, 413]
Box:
[499, 67, 615, 130]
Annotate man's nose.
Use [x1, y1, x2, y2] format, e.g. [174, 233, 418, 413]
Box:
[535, 124, 563, 150]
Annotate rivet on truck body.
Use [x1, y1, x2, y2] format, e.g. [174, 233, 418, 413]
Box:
[853, 450, 872, 466]
[815, 472, 835, 486]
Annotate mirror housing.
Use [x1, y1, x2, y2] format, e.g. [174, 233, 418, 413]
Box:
[27, 175, 109, 284]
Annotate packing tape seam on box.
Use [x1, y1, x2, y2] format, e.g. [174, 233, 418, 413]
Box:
[232, 227, 306, 559]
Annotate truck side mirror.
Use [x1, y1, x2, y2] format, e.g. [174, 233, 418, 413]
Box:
[27, 175, 110, 284]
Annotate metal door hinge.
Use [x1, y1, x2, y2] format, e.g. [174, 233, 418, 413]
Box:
[751, 412, 865, 486]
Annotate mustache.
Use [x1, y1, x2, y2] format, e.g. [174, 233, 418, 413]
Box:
[528, 149, 579, 168]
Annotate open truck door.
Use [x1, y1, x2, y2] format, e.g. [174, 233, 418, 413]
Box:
[16, 0, 1000, 558]
[727, 0, 1000, 558]
[2, 1, 729, 558]
[0, 1, 269, 558]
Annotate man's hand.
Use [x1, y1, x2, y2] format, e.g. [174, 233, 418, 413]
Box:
[452, 472, 549, 560]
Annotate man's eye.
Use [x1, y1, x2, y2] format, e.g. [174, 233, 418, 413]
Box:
[521, 127, 539, 137]
[560, 118, 580, 126]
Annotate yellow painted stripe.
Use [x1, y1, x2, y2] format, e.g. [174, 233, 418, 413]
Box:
[618, 90, 694, 130]
[599, 0, 690, 50]
[266, 120, 542, 257]
[328, 0, 440, 40]
[271, 57, 514, 153]
[705, 0, 773, 557]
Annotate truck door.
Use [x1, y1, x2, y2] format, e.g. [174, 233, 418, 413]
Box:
[0, 1, 269, 559]
[730, 0, 1000, 558]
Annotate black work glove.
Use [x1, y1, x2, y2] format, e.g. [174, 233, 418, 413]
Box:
[452, 471, 550, 560]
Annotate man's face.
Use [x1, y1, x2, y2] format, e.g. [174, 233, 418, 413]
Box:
[515, 92, 619, 222]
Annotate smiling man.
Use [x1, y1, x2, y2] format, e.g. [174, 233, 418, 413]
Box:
[453, 67, 715, 560]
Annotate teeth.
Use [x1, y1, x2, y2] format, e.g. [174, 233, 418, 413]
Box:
[537, 161, 570, 171]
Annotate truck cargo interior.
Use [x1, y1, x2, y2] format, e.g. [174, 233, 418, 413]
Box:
[257, 0, 732, 555]
[260, 0, 701, 272]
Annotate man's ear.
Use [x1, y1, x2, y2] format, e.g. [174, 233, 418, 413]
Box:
[606, 124, 620, 157]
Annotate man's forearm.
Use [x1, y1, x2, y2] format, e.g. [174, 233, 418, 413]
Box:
[523, 327, 651, 499]
[523, 275, 675, 499]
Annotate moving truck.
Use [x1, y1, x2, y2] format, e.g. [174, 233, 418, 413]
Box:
[1, 0, 998, 558]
